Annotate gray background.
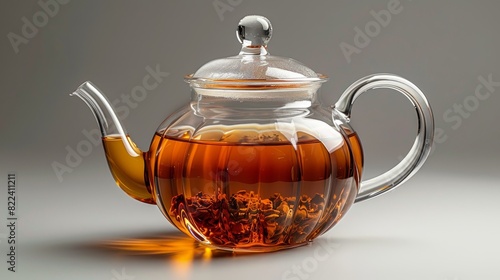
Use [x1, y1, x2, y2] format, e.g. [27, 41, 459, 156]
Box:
[0, 0, 499, 279]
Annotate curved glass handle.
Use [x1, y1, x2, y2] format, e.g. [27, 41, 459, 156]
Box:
[334, 74, 434, 203]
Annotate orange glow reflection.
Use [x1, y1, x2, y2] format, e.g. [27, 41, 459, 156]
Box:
[97, 233, 236, 278]
[99, 233, 235, 258]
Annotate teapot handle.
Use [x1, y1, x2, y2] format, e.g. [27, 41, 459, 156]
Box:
[334, 74, 434, 203]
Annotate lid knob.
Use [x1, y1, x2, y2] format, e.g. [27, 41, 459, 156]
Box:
[237, 15, 272, 55]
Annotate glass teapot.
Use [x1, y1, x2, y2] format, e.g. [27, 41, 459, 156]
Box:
[71, 15, 434, 252]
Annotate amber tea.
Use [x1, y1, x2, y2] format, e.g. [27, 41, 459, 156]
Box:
[149, 128, 362, 250]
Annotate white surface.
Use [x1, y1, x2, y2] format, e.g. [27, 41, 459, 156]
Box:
[2, 165, 499, 280]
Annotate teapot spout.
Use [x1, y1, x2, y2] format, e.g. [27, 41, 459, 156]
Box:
[71, 81, 155, 204]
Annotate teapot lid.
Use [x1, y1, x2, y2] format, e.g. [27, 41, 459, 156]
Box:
[186, 15, 327, 89]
